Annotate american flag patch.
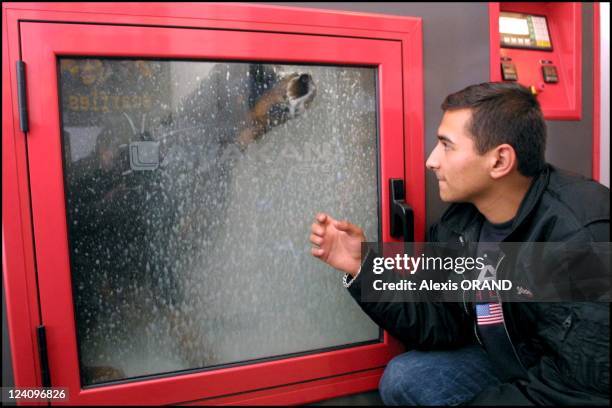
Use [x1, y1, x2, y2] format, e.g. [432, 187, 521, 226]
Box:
[476, 303, 504, 325]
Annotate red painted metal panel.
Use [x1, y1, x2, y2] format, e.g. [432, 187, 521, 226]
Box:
[592, 3, 600, 182]
[3, 2, 424, 405]
[489, 3, 503, 83]
[489, 2, 582, 120]
[186, 368, 384, 406]
[2, 2, 421, 40]
[2, 6, 46, 403]
[402, 21, 426, 242]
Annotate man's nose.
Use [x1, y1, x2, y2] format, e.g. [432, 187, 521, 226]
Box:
[426, 146, 439, 171]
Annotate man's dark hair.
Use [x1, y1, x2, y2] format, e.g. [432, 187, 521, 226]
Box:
[441, 82, 547, 177]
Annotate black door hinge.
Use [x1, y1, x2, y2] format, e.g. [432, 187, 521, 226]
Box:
[37, 325, 51, 387]
[16, 60, 29, 133]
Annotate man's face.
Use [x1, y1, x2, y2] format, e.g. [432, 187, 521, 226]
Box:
[426, 108, 493, 203]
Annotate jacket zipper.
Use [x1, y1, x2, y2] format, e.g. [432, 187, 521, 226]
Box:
[561, 314, 573, 341]
[494, 254, 506, 286]
[459, 234, 483, 344]
[473, 320, 483, 345]
[459, 235, 468, 313]
[495, 254, 529, 375]
[473, 255, 506, 346]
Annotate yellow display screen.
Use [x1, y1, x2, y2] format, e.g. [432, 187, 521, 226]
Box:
[499, 12, 552, 51]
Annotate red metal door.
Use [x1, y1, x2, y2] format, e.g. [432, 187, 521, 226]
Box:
[18, 21, 407, 405]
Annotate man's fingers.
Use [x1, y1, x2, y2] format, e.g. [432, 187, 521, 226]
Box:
[311, 247, 324, 257]
[316, 213, 327, 223]
[311, 223, 324, 237]
[335, 220, 360, 236]
[310, 234, 323, 246]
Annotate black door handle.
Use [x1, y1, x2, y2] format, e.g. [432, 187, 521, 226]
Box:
[389, 178, 414, 242]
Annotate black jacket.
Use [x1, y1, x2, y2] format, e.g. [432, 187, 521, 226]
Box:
[348, 165, 609, 405]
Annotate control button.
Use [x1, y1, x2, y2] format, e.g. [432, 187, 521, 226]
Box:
[542, 65, 558, 83]
[501, 61, 518, 81]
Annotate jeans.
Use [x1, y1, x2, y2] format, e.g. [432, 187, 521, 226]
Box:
[378, 345, 501, 406]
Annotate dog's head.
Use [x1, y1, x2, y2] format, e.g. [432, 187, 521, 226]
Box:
[244, 64, 316, 128]
[283, 72, 317, 118]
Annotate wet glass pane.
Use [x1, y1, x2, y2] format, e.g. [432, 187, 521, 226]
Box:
[59, 58, 380, 386]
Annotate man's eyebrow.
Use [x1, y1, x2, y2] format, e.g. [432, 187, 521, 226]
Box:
[437, 135, 454, 144]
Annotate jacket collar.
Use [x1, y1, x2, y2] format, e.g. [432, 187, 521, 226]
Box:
[438, 165, 551, 238]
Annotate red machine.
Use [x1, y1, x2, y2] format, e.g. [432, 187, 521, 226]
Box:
[2, 3, 424, 405]
[490, 2, 582, 119]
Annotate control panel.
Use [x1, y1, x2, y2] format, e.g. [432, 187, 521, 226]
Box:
[498, 11, 560, 94]
[490, 3, 582, 119]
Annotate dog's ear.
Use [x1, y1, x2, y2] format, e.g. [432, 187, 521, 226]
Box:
[248, 64, 278, 105]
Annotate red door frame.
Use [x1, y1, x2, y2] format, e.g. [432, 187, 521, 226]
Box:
[592, 2, 600, 182]
[3, 3, 424, 405]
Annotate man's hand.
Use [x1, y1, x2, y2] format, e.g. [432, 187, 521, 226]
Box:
[310, 213, 366, 277]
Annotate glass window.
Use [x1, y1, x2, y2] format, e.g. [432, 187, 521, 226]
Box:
[59, 58, 380, 386]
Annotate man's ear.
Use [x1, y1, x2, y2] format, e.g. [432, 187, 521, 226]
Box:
[489, 144, 517, 179]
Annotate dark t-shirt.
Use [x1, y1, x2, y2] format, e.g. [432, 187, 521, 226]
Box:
[476, 218, 514, 282]
[479, 218, 514, 243]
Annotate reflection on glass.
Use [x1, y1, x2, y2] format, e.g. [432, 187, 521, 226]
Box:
[60, 58, 379, 386]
